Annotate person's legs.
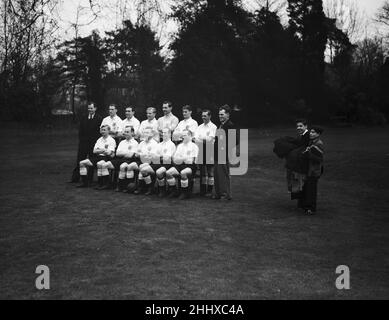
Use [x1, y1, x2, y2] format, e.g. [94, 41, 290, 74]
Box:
[179, 167, 193, 200]
[302, 177, 318, 214]
[71, 141, 88, 182]
[213, 164, 231, 200]
[126, 162, 139, 193]
[77, 159, 93, 188]
[116, 161, 129, 191]
[141, 164, 156, 196]
[199, 165, 207, 195]
[95, 160, 106, 190]
[99, 161, 113, 190]
[166, 167, 180, 198]
[156, 166, 167, 197]
[206, 164, 215, 196]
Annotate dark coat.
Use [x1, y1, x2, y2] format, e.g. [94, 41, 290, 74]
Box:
[79, 113, 103, 143]
[274, 131, 311, 174]
[215, 119, 237, 163]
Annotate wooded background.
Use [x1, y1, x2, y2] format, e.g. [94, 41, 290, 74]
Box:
[1, 0, 389, 126]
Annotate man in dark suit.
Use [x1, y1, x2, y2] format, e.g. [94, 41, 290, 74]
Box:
[70, 102, 103, 183]
[213, 105, 238, 200]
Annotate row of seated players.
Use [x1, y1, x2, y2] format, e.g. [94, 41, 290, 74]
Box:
[78, 125, 204, 200]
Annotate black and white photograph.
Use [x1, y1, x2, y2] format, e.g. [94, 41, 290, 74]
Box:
[0, 0, 389, 303]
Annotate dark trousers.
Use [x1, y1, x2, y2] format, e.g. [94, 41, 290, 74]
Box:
[214, 163, 231, 197]
[298, 177, 319, 211]
[71, 140, 94, 182]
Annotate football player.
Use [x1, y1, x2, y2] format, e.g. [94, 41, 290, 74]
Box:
[78, 125, 116, 189]
[166, 130, 199, 199]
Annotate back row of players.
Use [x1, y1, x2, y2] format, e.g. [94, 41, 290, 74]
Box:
[77, 102, 219, 200]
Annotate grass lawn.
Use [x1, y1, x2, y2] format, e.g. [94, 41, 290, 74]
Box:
[0, 125, 389, 299]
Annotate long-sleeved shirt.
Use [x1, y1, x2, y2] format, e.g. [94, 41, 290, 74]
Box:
[194, 121, 217, 143]
[121, 117, 141, 136]
[93, 136, 117, 157]
[101, 115, 123, 136]
[157, 140, 177, 164]
[173, 118, 198, 141]
[173, 141, 199, 165]
[137, 139, 159, 163]
[116, 138, 139, 159]
[157, 113, 179, 133]
[138, 118, 159, 142]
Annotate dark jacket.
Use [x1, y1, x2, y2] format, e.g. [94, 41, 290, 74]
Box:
[305, 138, 324, 177]
[79, 113, 102, 143]
[215, 119, 237, 163]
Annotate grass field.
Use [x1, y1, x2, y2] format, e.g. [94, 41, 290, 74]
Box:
[0, 125, 389, 299]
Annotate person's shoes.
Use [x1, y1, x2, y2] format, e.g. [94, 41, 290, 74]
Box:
[76, 183, 88, 188]
[212, 194, 221, 200]
[305, 209, 314, 215]
[76, 176, 88, 188]
[167, 188, 179, 198]
[158, 188, 167, 198]
[179, 190, 189, 200]
[145, 185, 154, 196]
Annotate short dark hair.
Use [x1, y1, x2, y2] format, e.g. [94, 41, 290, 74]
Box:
[88, 102, 96, 108]
[202, 109, 212, 116]
[311, 126, 324, 135]
[109, 104, 117, 110]
[219, 104, 231, 115]
[125, 106, 135, 112]
[182, 105, 192, 112]
[295, 118, 308, 126]
[163, 101, 173, 108]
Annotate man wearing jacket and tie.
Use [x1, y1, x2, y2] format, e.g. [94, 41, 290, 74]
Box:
[70, 102, 102, 183]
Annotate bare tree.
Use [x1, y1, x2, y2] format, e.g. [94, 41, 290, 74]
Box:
[324, 0, 366, 43]
[376, 1, 389, 27]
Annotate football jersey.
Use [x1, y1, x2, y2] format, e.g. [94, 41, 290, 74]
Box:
[139, 119, 159, 142]
[137, 139, 159, 164]
[157, 140, 177, 164]
[194, 121, 217, 142]
[173, 118, 198, 141]
[93, 136, 117, 156]
[101, 115, 123, 136]
[174, 141, 199, 164]
[116, 138, 139, 158]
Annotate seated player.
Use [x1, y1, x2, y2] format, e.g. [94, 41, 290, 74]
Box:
[155, 128, 177, 197]
[106, 126, 139, 192]
[78, 125, 116, 189]
[134, 127, 159, 195]
[166, 130, 199, 199]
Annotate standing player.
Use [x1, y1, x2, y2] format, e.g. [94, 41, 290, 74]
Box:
[172, 105, 198, 143]
[78, 125, 116, 189]
[134, 127, 160, 195]
[101, 104, 123, 141]
[194, 109, 217, 196]
[138, 107, 159, 142]
[107, 126, 139, 192]
[166, 130, 199, 199]
[121, 106, 140, 139]
[158, 101, 179, 139]
[70, 102, 102, 183]
[155, 128, 176, 197]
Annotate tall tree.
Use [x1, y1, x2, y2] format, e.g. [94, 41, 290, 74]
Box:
[287, 0, 328, 116]
[104, 20, 165, 108]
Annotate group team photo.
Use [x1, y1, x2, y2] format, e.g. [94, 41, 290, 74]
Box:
[1, 0, 388, 302]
